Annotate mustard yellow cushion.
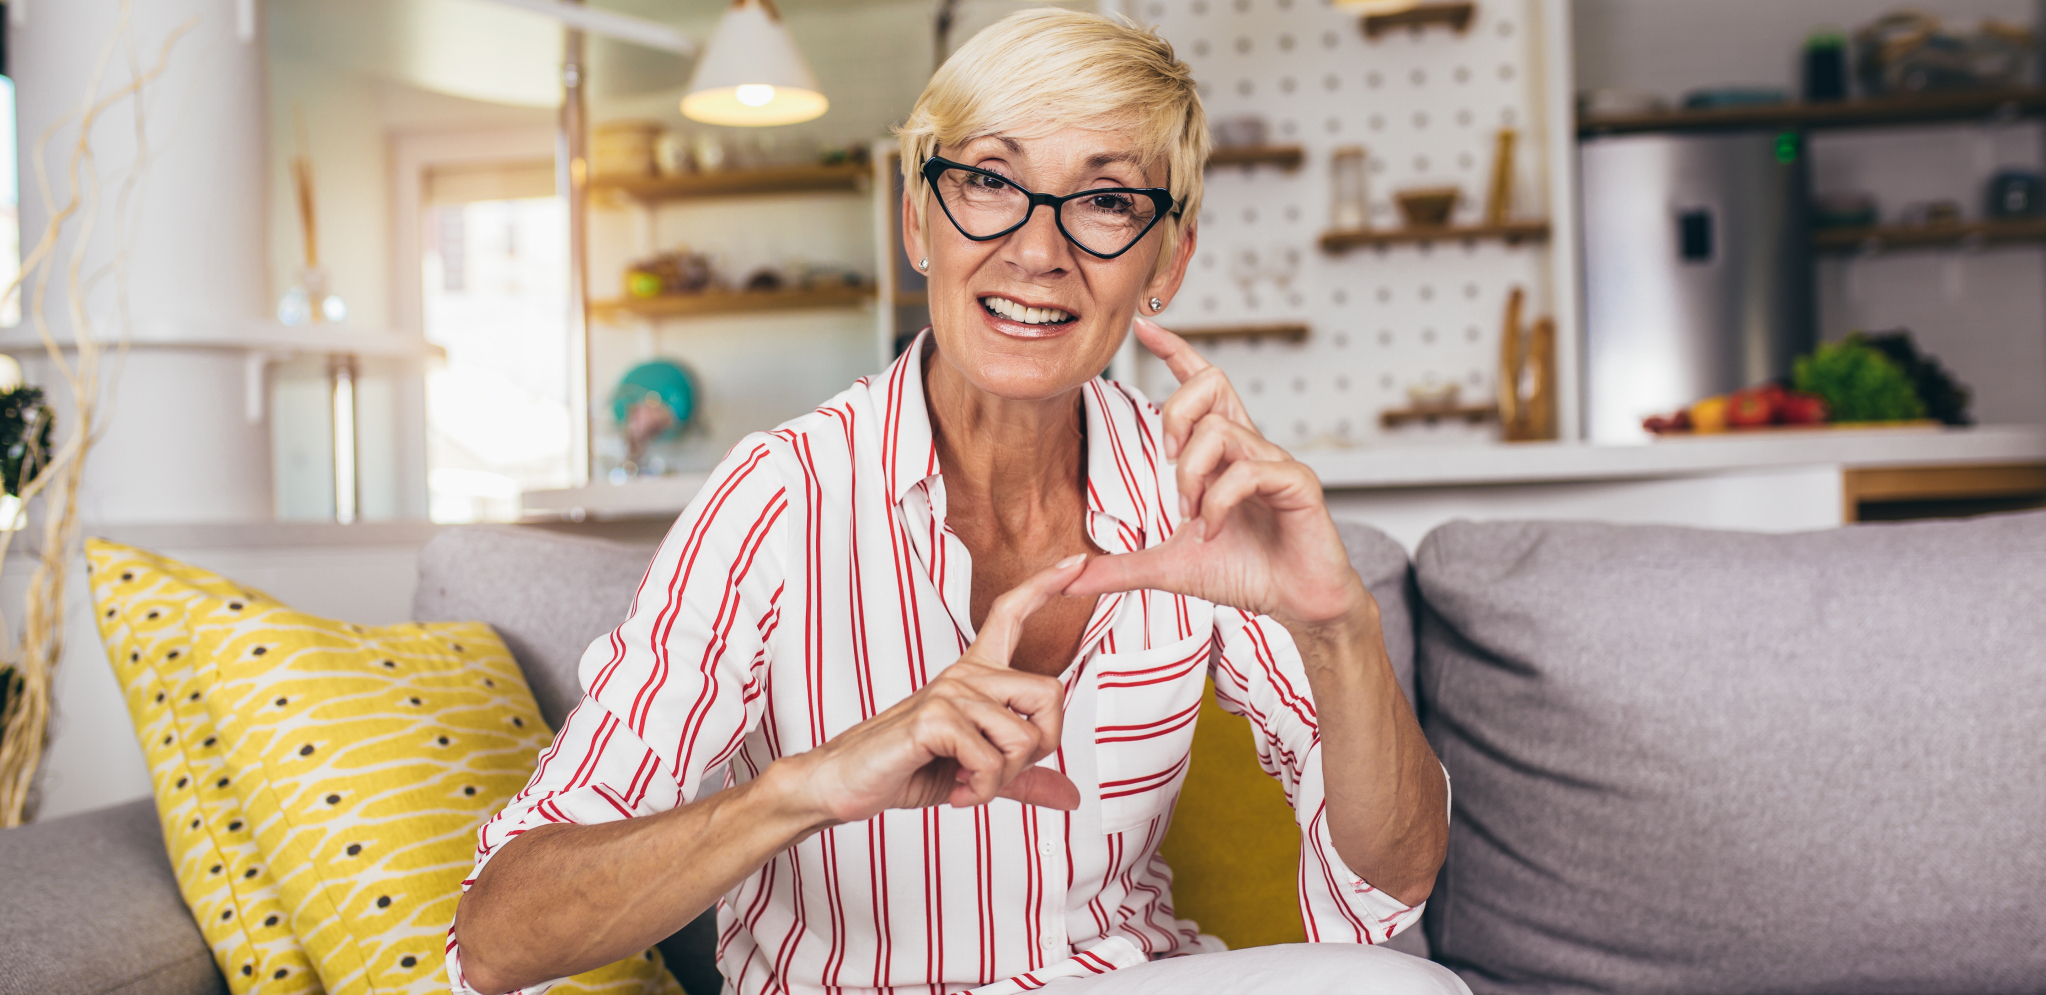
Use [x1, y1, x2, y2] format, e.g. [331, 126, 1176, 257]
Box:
[1155, 680, 1306, 948]
[89, 539, 680, 995]
[88, 539, 327, 994]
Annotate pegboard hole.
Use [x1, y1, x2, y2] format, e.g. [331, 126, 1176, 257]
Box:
[1291, 377, 1307, 394]
[1194, 40, 1211, 56]
[1323, 73, 1340, 91]
[1377, 329, 1394, 345]
[1234, 0, 1250, 10]
[1248, 378, 1264, 394]
[1467, 370, 1485, 385]
[1409, 68, 1427, 86]
[1458, 152, 1474, 169]
[1293, 420, 1311, 440]
[1191, 0, 1207, 14]
[1280, 76, 1297, 94]
[1332, 289, 1348, 305]
[1368, 114, 1385, 131]
[1280, 118, 1298, 135]
[1278, 32, 1296, 50]
[1287, 291, 1304, 306]
[1335, 374, 1351, 391]
[1284, 204, 1301, 221]
[1322, 30, 1339, 47]
[1413, 154, 1431, 172]
[1419, 285, 1435, 301]
[1498, 63, 1516, 81]
[1325, 116, 1341, 133]
[1497, 19, 1514, 36]
[1463, 283, 1479, 299]
[1334, 332, 1349, 346]
[1236, 36, 1252, 54]
[1500, 107, 1517, 126]
[1466, 326, 1481, 341]
[1375, 288, 1392, 304]
[1422, 327, 1437, 343]
[1237, 79, 1254, 96]
[1147, 2, 1164, 16]
[1366, 71, 1383, 88]
[1202, 296, 1218, 311]
[1412, 111, 1429, 129]
[1454, 65, 1471, 83]
[1241, 207, 1258, 224]
[1456, 108, 1473, 126]
[1379, 373, 1395, 389]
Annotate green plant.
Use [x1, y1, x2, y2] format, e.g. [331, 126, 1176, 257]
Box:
[1793, 336, 1928, 423]
[0, 386, 54, 498]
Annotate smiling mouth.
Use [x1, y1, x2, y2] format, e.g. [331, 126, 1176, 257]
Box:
[980, 296, 1077, 326]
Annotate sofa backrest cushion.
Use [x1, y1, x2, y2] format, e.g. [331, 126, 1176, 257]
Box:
[1414, 512, 2046, 995]
[412, 526, 659, 731]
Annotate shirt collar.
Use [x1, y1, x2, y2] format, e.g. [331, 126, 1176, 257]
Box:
[877, 329, 1158, 553]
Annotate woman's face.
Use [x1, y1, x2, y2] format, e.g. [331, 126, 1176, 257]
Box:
[904, 126, 1195, 402]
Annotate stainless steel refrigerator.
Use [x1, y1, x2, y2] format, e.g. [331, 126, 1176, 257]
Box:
[1579, 130, 1814, 442]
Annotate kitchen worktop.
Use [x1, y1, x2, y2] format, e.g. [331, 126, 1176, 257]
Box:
[522, 424, 2046, 520]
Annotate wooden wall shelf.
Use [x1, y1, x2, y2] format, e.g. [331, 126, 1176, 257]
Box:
[1579, 88, 2046, 137]
[1320, 220, 1550, 253]
[1362, 1, 1474, 39]
[1380, 404, 1496, 428]
[591, 285, 875, 320]
[1813, 218, 2046, 253]
[1206, 145, 1306, 170]
[1171, 322, 1309, 343]
[590, 163, 870, 203]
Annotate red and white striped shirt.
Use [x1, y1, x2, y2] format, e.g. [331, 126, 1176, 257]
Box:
[451, 337, 1425, 995]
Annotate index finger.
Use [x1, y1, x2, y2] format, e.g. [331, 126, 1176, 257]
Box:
[976, 553, 1089, 665]
[1134, 317, 1213, 386]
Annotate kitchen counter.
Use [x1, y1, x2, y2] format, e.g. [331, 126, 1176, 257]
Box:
[522, 424, 2046, 520]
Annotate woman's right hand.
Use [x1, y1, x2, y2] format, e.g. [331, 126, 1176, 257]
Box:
[774, 555, 1086, 831]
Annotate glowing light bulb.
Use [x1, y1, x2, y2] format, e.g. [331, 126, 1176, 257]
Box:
[735, 84, 776, 107]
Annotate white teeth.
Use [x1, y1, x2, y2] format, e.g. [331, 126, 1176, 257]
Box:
[982, 297, 1072, 324]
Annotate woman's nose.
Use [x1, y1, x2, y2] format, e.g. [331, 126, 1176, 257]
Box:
[1003, 201, 1075, 275]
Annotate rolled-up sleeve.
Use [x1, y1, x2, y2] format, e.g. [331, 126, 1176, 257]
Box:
[1208, 609, 1432, 945]
[449, 438, 791, 995]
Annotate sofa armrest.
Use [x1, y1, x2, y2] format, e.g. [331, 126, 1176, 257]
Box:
[0, 798, 226, 995]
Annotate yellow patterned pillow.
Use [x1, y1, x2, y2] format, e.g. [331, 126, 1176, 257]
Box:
[88, 539, 681, 995]
[88, 539, 327, 994]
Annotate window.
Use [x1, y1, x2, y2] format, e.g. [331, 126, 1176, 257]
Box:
[420, 160, 573, 523]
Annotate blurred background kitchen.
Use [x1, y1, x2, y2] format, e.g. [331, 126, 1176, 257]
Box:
[7, 0, 2046, 818]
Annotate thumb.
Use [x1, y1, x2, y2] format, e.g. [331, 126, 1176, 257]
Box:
[996, 765, 1081, 810]
[977, 553, 1089, 665]
[1062, 537, 1197, 599]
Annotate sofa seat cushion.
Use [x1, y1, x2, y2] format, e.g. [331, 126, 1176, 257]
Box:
[1414, 513, 2046, 994]
[0, 798, 226, 995]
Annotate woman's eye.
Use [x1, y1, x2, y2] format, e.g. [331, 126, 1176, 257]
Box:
[969, 173, 1010, 191]
[1089, 194, 1135, 214]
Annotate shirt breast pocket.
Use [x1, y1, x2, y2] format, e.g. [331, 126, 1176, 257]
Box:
[1093, 630, 1212, 836]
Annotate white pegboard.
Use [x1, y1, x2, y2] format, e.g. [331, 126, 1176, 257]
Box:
[1130, 0, 1565, 448]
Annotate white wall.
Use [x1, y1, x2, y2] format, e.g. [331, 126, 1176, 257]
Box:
[1573, 0, 2046, 426]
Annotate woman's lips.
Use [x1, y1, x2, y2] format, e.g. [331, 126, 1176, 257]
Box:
[975, 296, 1080, 340]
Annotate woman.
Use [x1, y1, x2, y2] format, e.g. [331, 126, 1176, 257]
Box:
[451, 9, 1456, 995]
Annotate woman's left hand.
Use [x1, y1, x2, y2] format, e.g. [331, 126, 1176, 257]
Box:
[1065, 318, 1373, 632]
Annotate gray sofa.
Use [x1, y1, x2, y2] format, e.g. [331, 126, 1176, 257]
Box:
[5, 511, 2042, 995]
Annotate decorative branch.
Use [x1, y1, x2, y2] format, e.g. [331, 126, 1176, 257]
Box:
[0, 2, 192, 828]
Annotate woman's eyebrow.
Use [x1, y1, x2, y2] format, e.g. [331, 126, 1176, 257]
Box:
[1085, 152, 1142, 168]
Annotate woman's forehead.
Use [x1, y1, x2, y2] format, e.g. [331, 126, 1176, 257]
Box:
[950, 127, 1162, 181]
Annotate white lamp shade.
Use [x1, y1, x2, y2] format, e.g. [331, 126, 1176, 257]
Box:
[682, 0, 829, 127]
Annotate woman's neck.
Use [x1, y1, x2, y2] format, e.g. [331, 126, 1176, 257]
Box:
[922, 344, 1086, 527]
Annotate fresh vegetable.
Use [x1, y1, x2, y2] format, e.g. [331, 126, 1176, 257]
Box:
[1861, 330, 1972, 426]
[1792, 335, 1927, 423]
[1725, 384, 1784, 428]
[1689, 395, 1730, 433]
[1778, 391, 1829, 425]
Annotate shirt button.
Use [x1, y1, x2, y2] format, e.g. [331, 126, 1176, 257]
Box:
[1040, 929, 1062, 949]
[1039, 841, 1056, 856]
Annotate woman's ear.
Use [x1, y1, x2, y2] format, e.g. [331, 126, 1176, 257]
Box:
[901, 188, 930, 277]
[1143, 220, 1198, 312]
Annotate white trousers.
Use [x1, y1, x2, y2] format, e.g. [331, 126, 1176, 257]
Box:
[1041, 944, 1471, 994]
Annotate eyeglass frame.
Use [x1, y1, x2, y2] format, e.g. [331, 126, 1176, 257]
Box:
[919, 156, 1180, 261]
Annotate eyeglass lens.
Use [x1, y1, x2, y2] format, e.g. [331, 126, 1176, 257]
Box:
[933, 167, 1159, 257]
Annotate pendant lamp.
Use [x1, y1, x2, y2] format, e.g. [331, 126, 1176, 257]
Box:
[681, 0, 829, 127]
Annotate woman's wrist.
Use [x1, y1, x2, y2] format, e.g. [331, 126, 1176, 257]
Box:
[735, 755, 844, 844]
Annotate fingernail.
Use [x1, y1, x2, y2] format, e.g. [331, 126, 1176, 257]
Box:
[1056, 553, 1086, 569]
[1178, 494, 1190, 520]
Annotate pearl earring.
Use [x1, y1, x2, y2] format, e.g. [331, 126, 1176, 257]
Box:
[918, 258, 929, 271]
[1149, 297, 1164, 312]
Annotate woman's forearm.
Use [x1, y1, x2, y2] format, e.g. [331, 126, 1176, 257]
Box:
[1286, 606, 1448, 908]
[453, 762, 824, 995]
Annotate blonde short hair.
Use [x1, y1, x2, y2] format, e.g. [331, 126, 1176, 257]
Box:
[896, 7, 1208, 274]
